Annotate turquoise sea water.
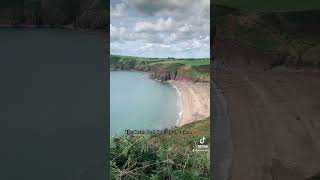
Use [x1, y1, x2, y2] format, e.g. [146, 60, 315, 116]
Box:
[111, 71, 180, 136]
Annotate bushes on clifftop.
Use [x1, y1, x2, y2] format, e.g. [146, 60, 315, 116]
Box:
[110, 55, 210, 82]
[110, 118, 210, 179]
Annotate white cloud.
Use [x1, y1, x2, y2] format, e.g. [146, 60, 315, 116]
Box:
[110, 24, 126, 42]
[111, 2, 126, 17]
[134, 18, 174, 32]
[166, 33, 177, 43]
[178, 24, 191, 33]
[110, 0, 210, 58]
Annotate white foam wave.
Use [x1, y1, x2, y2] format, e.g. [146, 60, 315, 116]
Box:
[170, 82, 183, 126]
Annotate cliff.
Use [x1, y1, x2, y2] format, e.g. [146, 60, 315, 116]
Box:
[110, 55, 210, 82]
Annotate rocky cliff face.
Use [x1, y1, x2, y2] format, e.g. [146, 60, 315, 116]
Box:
[110, 55, 210, 82]
[111, 61, 209, 83]
[148, 70, 178, 82]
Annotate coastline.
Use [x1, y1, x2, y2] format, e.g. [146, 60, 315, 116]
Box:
[168, 81, 183, 126]
[114, 71, 210, 128]
[168, 80, 210, 127]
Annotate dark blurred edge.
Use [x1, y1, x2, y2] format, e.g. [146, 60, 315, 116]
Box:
[106, 0, 110, 179]
[210, 0, 215, 179]
[0, 0, 110, 179]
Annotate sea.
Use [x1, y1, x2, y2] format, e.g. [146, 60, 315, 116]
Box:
[110, 71, 181, 136]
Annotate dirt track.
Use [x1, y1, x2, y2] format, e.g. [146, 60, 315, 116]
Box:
[215, 68, 320, 180]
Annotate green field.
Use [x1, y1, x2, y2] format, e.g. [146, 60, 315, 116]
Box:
[110, 55, 210, 82]
[111, 55, 210, 66]
[169, 59, 210, 66]
[150, 59, 210, 67]
[214, 0, 320, 12]
[111, 55, 166, 62]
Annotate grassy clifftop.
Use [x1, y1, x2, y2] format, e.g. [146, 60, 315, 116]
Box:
[110, 117, 210, 180]
[214, 0, 320, 12]
[110, 55, 210, 82]
[213, 2, 320, 68]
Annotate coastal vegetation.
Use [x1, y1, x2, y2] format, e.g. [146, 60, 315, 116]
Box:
[110, 117, 210, 180]
[214, 0, 320, 11]
[307, 174, 320, 180]
[213, 1, 320, 68]
[110, 55, 210, 82]
[0, 0, 107, 29]
[213, 1, 320, 180]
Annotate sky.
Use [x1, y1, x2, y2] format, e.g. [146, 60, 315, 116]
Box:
[110, 0, 210, 58]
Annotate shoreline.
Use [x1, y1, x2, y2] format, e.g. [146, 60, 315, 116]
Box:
[168, 81, 183, 126]
[112, 70, 210, 128]
[168, 80, 210, 127]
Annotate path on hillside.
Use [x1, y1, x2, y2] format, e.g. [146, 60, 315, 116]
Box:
[212, 78, 233, 180]
[215, 69, 320, 180]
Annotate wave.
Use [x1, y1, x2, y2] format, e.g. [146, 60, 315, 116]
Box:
[169, 82, 183, 126]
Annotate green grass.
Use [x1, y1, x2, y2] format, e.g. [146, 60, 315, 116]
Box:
[111, 55, 209, 67]
[166, 117, 210, 144]
[110, 55, 210, 82]
[111, 55, 210, 65]
[214, 0, 320, 12]
[169, 59, 209, 66]
[213, 3, 320, 67]
[110, 117, 210, 180]
[111, 55, 166, 62]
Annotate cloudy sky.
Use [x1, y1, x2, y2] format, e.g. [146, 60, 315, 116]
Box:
[110, 0, 210, 58]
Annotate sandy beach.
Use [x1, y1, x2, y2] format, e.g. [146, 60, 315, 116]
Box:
[169, 80, 210, 127]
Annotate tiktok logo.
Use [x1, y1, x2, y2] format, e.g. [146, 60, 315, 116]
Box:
[193, 136, 209, 152]
[200, 136, 206, 144]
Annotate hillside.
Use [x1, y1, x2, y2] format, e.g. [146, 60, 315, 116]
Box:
[110, 55, 210, 82]
[110, 117, 210, 179]
[213, 3, 320, 69]
[214, 0, 320, 12]
[0, 0, 107, 30]
[213, 2, 320, 180]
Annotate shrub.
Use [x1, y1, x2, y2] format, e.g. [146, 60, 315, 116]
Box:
[110, 118, 210, 179]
